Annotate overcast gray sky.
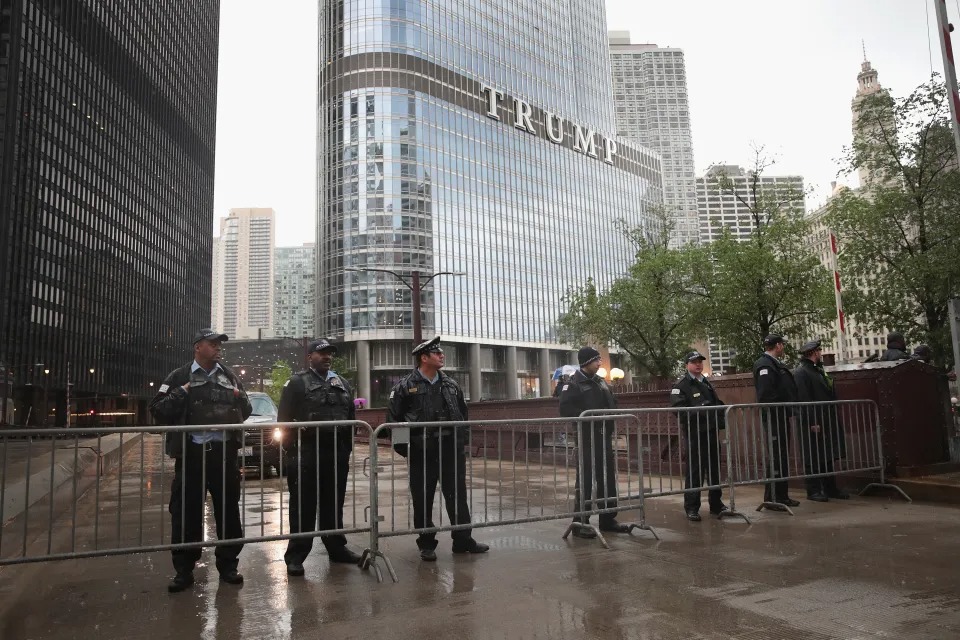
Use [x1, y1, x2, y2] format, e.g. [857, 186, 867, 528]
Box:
[213, 0, 950, 246]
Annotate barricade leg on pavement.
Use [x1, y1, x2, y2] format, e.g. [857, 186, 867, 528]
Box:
[562, 413, 660, 544]
[724, 401, 912, 512]
[359, 432, 397, 583]
[579, 408, 749, 526]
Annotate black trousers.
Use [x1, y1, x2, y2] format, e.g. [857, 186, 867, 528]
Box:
[408, 433, 472, 550]
[683, 425, 723, 511]
[574, 422, 619, 523]
[801, 429, 839, 496]
[169, 440, 243, 574]
[762, 412, 793, 501]
[284, 446, 351, 565]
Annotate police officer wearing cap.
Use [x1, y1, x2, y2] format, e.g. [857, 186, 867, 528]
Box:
[670, 351, 729, 521]
[558, 346, 631, 538]
[793, 340, 849, 502]
[149, 329, 252, 592]
[278, 339, 361, 577]
[752, 334, 800, 508]
[386, 336, 489, 561]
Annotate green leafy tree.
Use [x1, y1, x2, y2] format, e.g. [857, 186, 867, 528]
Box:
[267, 360, 292, 405]
[828, 76, 960, 367]
[700, 152, 835, 370]
[559, 210, 706, 380]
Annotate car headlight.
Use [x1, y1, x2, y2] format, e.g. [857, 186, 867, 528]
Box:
[273, 427, 283, 442]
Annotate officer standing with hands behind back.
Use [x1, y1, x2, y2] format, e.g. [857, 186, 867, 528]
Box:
[278, 339, 362, 577]
[752, 334, 801, 509]
[149, 328, 252, 593]
[670, 351, 730, 521]
[793, 340, 849, 503]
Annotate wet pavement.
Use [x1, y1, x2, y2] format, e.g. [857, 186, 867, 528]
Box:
[1, 438, 960, 639]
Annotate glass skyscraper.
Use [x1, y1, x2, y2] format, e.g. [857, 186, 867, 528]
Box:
[0, 1, 220, 425]
[317, 0, 663, 404]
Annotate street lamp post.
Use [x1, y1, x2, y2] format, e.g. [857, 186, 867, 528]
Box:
[344, 268, 465, 344]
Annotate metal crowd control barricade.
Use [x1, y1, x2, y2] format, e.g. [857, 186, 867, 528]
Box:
[561, 412, 660, 544]
[363, 415, 657, 583]
[723, 400, 910, 515]
[0, 420, 376, 571]
[580, 408, 750, 524]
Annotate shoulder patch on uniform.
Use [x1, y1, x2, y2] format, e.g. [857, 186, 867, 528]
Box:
[389, 390, 395, 399]
[562, 384, 569, 391]
[759, 369, 769, 376]
[158, 384, 169, 393]
[671, 388, 681, 395]
[283, 380, 290, 387]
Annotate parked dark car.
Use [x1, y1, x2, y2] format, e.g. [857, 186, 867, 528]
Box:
[241, 392, 284, 477]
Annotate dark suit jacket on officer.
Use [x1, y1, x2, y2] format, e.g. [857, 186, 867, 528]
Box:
[386, 368, 473, 550]
[670, 374, 726, 512]
[277, 368, 356, 564]
[793, 357, 847, 496]
[558, 369, 620, 522]
[752, 352, 798, 501]
[149, 362, 252, 577]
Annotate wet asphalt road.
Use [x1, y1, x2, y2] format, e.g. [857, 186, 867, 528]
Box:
[1, 436, 959, 639]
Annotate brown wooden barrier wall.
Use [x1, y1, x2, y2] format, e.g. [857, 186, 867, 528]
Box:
[358, 359, 952, 476]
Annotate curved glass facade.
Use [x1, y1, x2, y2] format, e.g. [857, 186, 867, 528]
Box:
[317, 0, 662, 401]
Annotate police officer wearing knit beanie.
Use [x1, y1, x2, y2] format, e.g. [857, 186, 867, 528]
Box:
[558, 346, 630, 537]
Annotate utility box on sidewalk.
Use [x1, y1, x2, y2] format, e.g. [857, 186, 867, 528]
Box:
[829, 359, 951, 475]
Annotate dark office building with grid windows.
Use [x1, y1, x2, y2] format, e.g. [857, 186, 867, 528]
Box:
[317, 0, 664, 405]
[0, 1, 220, 426]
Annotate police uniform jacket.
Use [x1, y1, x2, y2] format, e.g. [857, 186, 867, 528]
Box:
[752, 353, 798, 416]
[670, 374, 725, 431]
[558, 369, 617, 431]
[277, 369, 355, 452]
[149, 363, 253, 457]
[793, 357, 846, 457]
[386, 369, 468, 438]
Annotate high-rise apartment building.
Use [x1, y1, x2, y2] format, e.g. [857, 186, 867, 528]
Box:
[697, 165, 805, 242]
[317, 0, 664, 404]
[211, 235, 225, 336]
[697, 165, 805, 371]
[609, 31, 698, 246]
[212, 208, 276, 340]
[0, 1, 220, 425]
[274, 244, 316, 340]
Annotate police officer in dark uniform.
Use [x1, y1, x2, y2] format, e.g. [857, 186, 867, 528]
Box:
[670, 351, 729, 521]
[386, 336, 489, 561]
[793, 340, 849, 502]
[559, 347, 631, 538]
[278, 339, 362, 577]
[149, 329, 252, 593]
[752, 334, 800, 508]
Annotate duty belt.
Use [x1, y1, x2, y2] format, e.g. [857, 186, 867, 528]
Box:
[411, 426, 456, 439]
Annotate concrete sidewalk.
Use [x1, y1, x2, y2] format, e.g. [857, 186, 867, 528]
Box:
[0, 456, 958, 639]
[1, 433, 141, 534]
